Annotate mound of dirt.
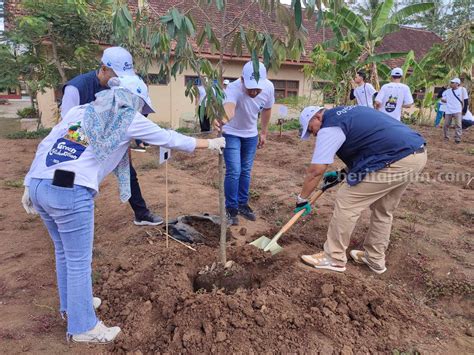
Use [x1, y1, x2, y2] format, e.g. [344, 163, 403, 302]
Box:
[95, 244, 452, 353]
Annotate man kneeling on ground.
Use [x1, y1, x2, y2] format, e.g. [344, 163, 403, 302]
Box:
[295, 105, 427, 274]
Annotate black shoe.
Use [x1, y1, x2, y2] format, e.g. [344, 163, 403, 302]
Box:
[134, 212, 164, 226]
[226, 208, 239, 226]
[239, 205, 257, 221]
[455, 140, 461, 144]
[238, 204, 256, 221]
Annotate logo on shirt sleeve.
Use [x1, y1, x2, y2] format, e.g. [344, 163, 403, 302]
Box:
[46, 121, 89, 167]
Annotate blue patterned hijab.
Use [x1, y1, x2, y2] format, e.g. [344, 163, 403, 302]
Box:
[83, 87, 144, 202]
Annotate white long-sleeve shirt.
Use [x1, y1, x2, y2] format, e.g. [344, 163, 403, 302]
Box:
[60, 85, 81, 119]
[25, 105, 196, 193]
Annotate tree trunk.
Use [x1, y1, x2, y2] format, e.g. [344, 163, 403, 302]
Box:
[218, 5, 228, 265]
[48, 23, 67, 85]
[371, 61, 380, 91]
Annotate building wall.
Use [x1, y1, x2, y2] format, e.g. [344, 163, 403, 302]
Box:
[37, 88, 58, 127]
[36, 59, 315, 129]
[146, 60, 314, 128]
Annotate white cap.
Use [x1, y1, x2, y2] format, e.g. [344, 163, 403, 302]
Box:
[450, 77, 461, 84]
[242, 61, 267, 90]
[223, 79, 230, 85]
[101, 47, 135, 76]
[391, 67, 403, 77]
[299, 106, 323, 140]
[112, 75, 155, 114]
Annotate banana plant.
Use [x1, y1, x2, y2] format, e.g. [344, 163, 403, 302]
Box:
[324, 0, 434, 90]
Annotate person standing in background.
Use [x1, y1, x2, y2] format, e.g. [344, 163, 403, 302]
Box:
[374, 68, 414, 121]
[441, 78, 468, 143]
[350, 71, 377, 108]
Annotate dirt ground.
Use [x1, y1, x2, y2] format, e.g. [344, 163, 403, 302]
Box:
[0, 125, 473, 354]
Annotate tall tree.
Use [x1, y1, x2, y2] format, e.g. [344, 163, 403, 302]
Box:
[1, 0, 112, 113]
[112, 0, 317, 264]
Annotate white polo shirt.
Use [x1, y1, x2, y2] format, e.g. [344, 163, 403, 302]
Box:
[375, 82, 413, 120]
[442, 87, 468, 114]
[223, 79, 275, 138]
[354, 83, 376, 108]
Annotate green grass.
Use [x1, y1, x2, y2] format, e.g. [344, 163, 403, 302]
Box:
[267, 118, 301, 132]
[4, 179, 24, 188]
[176, 127, 194, 134]
[466, 148, 474, 155]
[7, 128, 51, 139]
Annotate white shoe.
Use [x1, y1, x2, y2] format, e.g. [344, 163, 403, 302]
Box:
[350, 250, 387, 274]
[93, 297, 101, 310]
[301, 251, 346, 272]
[72, 321, 121, 344]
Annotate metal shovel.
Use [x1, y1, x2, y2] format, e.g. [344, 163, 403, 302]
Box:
[250, 178, 342, 255]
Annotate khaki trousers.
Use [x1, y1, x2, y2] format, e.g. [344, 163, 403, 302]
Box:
[324, 150, 427, 269]
[444, 112, 462, 142]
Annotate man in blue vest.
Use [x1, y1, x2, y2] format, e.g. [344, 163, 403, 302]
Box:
[61, 47, 163, 226]
[295, 105, 427, 274]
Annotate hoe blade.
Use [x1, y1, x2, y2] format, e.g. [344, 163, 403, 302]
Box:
[250, 236, 283, 255]
[250, 236, 271, 249]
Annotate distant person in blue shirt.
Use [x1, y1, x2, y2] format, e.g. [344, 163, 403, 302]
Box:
[434, 87, 446, 127]
[295, 105, 427, 274]
[60, 47, 162, 226]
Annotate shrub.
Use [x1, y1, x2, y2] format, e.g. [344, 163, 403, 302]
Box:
[176, 127, 194, 134]
[268, 118, 301, 132]
[7, 128, 51, 139]
[17, 107, 38, 118]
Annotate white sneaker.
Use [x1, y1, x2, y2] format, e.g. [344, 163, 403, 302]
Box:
[301, 251, 346, 272]
[350, 250, 387, 274]
[93, 297, 101, 310]
[72, 321, 121, 344]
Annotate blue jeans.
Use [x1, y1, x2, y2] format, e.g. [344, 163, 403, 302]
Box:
[223, 134, 258, 210]
[434, 110, 444, 127]
[29, 178, 97, 335]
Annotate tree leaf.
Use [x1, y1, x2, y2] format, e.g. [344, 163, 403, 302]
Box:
[171, 8, 182, 30]
[338, 7, 367, 37]
[215, 0, 224, 11]
[251, 50, 260, 82]
[294, 0, 302, 29]
[373, 0, 393, 34]
[360, 52, 408, 66]
[391, 3, 435, 24]
[184, 16, 195, 36]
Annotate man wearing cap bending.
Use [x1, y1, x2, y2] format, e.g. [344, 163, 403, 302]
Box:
[61, 47, 163, 226]
[214, 61, 275, 225]
[374, 67, 414, 121]
[441, 78, 469, 143]
[295, 105, 427, 274]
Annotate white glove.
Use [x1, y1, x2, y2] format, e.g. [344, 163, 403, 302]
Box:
[207, 137, 226, 154]
[22, 186, 38, 215]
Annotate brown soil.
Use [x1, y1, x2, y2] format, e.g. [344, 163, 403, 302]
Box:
[0, 125, 473, 353]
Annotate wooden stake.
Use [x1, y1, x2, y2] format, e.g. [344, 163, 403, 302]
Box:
[165, 158, 169, 248]
[163, 232, 197, 251]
